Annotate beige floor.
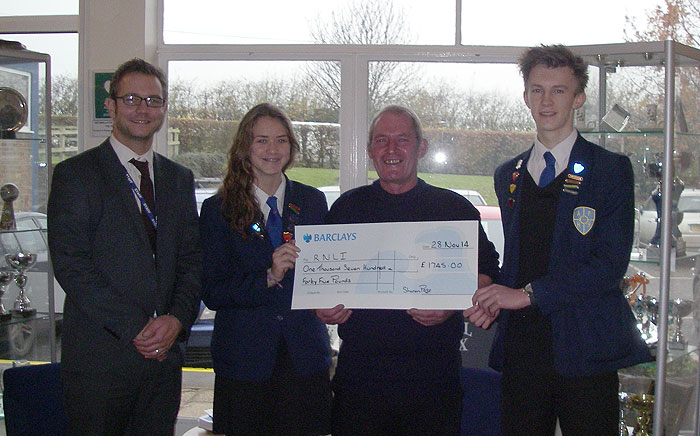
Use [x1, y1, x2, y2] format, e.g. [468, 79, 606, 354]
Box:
[179, 368, 215, 418]
[175, 368, 216, 436]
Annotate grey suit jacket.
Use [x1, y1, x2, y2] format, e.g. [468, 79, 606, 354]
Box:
[48, 139, 201, 373]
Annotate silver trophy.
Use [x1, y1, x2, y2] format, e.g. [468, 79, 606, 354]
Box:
[669, 298, 693, 350]
[619, 389, 630, 436]
[632, 294, 658, 345]
[0, 183, 19, 231]
[5, 252, 37, 316]
[0, 270, 12, 320]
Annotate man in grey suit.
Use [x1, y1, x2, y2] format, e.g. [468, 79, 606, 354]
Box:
[48, 58, 201, 436]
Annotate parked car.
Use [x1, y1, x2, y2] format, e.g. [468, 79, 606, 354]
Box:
[318, 185, 342, 207]
[638, 188, 700, 250]
[451, 189, 487, 206]
[475, 205, 504, 264]
[195, 187, 217, 213]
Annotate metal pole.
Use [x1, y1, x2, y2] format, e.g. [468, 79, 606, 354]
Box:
[455, 0, 462, 46]
[695, 320, 700, 434]
[598, 64, 607, 148]
[44, 54, 57, 363]
[652, 39, 675, 436]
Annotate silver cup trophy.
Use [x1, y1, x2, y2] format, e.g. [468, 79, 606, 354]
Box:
[0, 183, 19, 231]
[619, 389, 630, 436]
[669, 298, 693, 350]
[632, 294, 658, 345]
[5, 252, 37, 316]
[0, 270, 12, 320]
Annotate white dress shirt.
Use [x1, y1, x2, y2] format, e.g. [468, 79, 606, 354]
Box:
[526, 130, 577, 185]
[110, 134, 155, 211]
[254, 176, 286, 223]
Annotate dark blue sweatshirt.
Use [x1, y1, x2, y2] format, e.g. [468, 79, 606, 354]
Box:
[326, 179, 500, 395]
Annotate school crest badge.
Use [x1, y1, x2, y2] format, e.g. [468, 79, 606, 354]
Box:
[573, 206, 595, 235]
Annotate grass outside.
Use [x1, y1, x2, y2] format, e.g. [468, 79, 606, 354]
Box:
[286, 167, 497, 205]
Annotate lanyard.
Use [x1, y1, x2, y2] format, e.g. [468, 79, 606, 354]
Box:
[124, 170, 158, 230]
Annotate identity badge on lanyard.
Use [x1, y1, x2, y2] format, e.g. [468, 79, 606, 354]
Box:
[124, 170, 158, 230]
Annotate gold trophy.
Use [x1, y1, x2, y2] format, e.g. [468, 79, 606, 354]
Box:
[0, 183, 19, 231]
[629, 393, 654, 436]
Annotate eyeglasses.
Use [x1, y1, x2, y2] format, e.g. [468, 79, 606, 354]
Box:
[114, 94, 166, 108]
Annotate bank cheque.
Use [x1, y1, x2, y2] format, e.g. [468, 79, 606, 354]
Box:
[291, 220, 478, 310]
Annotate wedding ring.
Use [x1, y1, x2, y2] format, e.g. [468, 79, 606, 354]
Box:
[155, 348, 160, 354]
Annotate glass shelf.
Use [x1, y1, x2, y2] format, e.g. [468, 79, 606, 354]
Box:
[580, 130, 700, 137]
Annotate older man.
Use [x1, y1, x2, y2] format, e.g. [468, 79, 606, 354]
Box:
[48, 59, 201, 436]
[317, 105, 500, 436]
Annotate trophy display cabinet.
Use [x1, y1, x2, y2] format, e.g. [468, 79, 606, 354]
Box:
[0, 43, 58, 363]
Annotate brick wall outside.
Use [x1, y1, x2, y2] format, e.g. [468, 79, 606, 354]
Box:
[0, 139, 34, 213]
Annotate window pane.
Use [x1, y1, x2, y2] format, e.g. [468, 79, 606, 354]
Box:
[460, 0, 659, 46]
[167, 60, 340, 207]
[164, 0, 454, 45]
[0, 0, 77, 16]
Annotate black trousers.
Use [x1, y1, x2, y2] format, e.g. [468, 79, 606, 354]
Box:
[213, 343, 332, 436]
[501, 307, 619, 436]
[331, 383, 462, 436]
[61, 356, 182, 436]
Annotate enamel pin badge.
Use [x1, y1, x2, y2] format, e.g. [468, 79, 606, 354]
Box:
[508, 159, 523, 207]
[573, 206, 595, 235]
[563, 162, 585, 195]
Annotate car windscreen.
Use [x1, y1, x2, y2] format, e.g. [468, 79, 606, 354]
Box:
[678, 195, 700, 213]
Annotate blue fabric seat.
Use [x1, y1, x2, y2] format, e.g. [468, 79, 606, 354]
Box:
[461, 366, 502, 436]
[3, 362, 67, 436]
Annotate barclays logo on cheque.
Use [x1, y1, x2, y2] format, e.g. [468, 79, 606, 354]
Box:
[303, 232, 358, 243]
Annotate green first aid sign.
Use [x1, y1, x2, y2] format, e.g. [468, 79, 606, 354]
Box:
[94, 72, 113, 120]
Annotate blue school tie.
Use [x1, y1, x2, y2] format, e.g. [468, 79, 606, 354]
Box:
[266, 196, 283, 248]
[539, 151, 556, 187]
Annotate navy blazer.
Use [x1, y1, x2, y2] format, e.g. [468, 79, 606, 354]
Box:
[489, 134, 652, 376]
[48, 139, 202, 372]
[200, 178, 331, 382]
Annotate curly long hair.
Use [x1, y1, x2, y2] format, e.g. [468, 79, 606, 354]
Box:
[220, 103, 299, 237]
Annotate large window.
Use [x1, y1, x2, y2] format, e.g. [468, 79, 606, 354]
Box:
[160, 0, 662, 194]
[163, 0, 455, 45]
[460, 0, 660, 45]
[0, 0, 77, 16]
